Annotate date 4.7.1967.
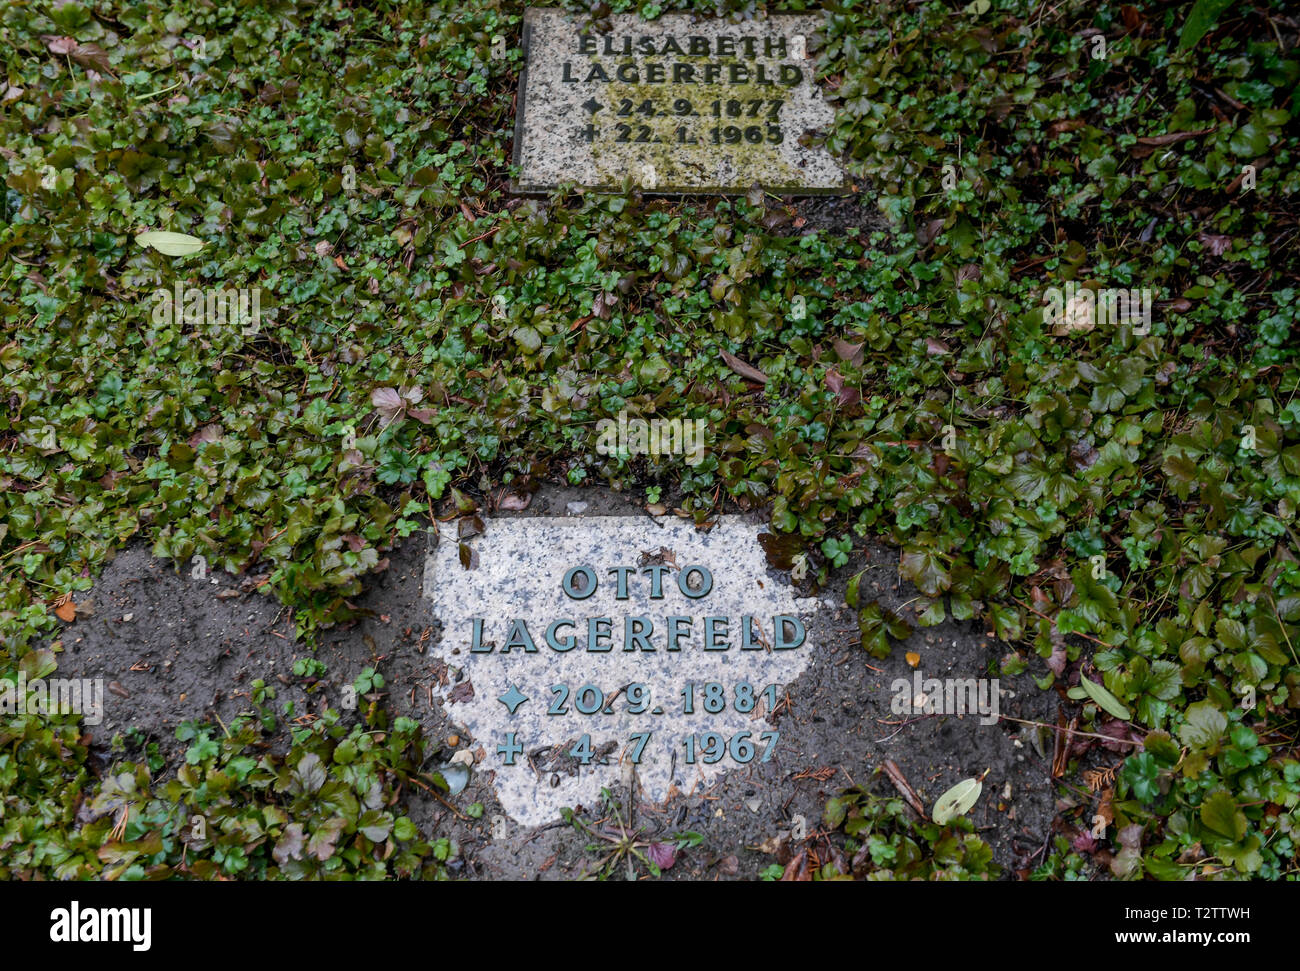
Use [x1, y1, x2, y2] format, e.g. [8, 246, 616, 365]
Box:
[559, 729, 781, 766]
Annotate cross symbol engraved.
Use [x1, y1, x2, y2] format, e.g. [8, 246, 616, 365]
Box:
[497, 732, 523, 765]
[580, 124, 598, 142]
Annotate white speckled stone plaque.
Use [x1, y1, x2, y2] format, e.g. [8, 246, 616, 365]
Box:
[512, 8, 846, 194]
[424, 516, 816, 826]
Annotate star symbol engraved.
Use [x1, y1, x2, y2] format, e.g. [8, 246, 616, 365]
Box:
[498, 683, 529, 715]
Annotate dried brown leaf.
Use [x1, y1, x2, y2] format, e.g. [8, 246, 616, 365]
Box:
[719, 350, 767, 384]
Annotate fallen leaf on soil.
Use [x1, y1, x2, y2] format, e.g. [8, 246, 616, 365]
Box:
[1052, 709, 1075, 777]
[646, 842, 677, 870]
[40, 36, 114, 73]
[719, 350, 767, 384]
[1097, 788, 1115, 826]
[1047, 119, 1087, 135]
[1095, 718, 1142, 752]
[68, 43, 112, 72]
[932, 777, 984, 824]
[42, 35, 77, 55]
[1197, 232, 1231, 256]
[883, 759, 928, 819]
[917, 217, 946, 246]
[1129, 126, 1218, 158]
[54, 598, 77, 622]
[780, 849, 811, 881]
[1109, 823, 1144, 878]
[1046, 633, 1068, 676]
[1135, 126, 1216, 146]
[824, 367, 861, 407]
[833, 338, 864, 367]
[371, 386, 405, 424]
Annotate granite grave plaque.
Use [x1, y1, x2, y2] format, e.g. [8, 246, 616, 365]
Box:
[512, 8, 846, 194]
[424, 516, 817, 826]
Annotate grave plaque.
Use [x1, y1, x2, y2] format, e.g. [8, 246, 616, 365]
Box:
[424, 516, 815, 826]
[512, 8, 846, 194]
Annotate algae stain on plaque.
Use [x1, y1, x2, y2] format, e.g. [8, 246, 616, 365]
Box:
[592, 76, 814, 190]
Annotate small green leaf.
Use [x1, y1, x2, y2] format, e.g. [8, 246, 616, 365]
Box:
[932, 777, 982, 824]
[1078, 676, 1131, 721]
[134, 230, 205, 256]
[1179, 701, 1227, 750]
[1142, 730, 1182, 766]
[19, 648, 58, 680]
[900, 548, 951, 597]
[823, 796, 848, 830]
[1178, 0, 1235, 51]
[1200, 790, 1246, 841]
